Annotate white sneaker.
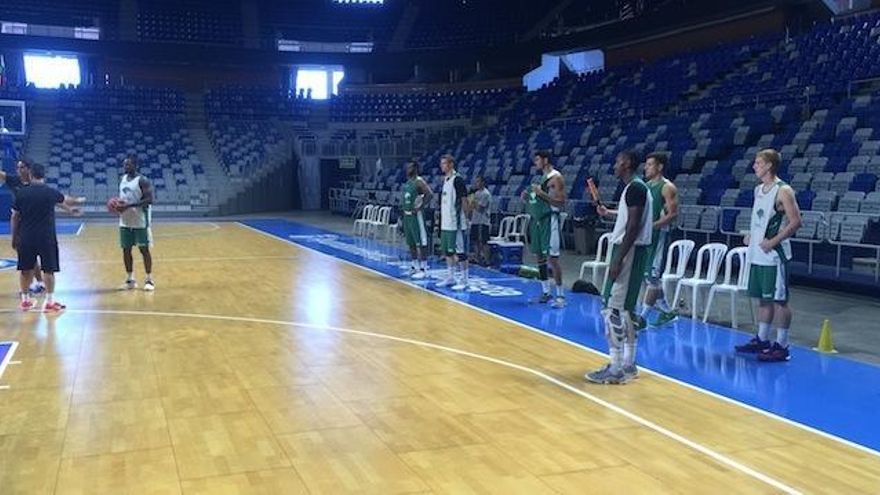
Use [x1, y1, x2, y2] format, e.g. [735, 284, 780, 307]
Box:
[143, 280, 155, 292]
[412, 270, 427, 280]
[451, 281, 467, 291]
[435, 277, 454, 288]
[120, 279, 137, 290]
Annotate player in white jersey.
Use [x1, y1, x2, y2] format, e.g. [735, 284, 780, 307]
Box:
[115, 155, 155, 291]
[586, 150, 653, 384]
[735, 149, 801, 362]
[436, 154, 471, 291]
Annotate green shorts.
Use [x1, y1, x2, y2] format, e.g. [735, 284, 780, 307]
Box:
[120, 227, 151, 249]
[603, 244, 650, 313]
[748, 263, 789, 303]
[529, 215, 561, 257]
[440, 229, 467, 256]
[402, 212, 428, 248]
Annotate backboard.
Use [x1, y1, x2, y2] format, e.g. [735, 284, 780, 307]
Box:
[0, 100, 26, 136]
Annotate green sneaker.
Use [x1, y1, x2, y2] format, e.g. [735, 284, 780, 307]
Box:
[651, 310, 678, 327]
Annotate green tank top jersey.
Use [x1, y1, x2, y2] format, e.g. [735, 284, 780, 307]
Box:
[402, 177, 419, 211]
[527, 173, 552, 220]
[647, 178, 667, 222]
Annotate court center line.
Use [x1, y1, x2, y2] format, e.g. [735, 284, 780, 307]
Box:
[0, 307, 802, 494]
[236, 221, 880, 460]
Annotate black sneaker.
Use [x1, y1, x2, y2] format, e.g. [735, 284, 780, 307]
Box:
[735, 336, 771, 353]
[758, 342, 791, 362]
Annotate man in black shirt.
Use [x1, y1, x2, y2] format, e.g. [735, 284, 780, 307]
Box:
[1, 159, 48, 293]
[10, 163, 74, 311]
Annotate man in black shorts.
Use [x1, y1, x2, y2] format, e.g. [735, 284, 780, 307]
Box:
[10, 163, 72, 312]
[2, 159, 47, 293]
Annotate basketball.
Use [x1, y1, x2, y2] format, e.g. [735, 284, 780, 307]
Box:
[106, 196, 123, 214]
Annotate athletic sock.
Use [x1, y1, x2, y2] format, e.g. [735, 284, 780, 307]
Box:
[776, 328, 790, 347]
[623, 342, 636, 367]
[758, 322, 771, 341]
[610, 348, 623, 373]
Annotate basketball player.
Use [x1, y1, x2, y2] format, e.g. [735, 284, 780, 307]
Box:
[401, 160, 433, 279]
[469, 176, 492, 266]
[2, 158, 84, 293]
[735, 149, 802, 362]
[436, 154, 470, 291]
[586, 150, 652, 384]
[522, 150, 567, 308]
[116, 155, 155, 291]
[640, 152, 679, 326]
[10, 163, 72, 311]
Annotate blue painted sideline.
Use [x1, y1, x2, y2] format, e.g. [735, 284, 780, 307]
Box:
[242, 218, 880, 454]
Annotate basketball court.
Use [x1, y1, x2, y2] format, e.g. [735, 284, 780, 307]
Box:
[0, 218, 878, 494]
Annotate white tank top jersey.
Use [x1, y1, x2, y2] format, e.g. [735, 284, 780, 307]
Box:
[440, 172, 467, 231]
[748, 179, 793, 266]
[545, 169, 562, 213]
[610, 177, 653, 246]
[119, 174, 150, 229]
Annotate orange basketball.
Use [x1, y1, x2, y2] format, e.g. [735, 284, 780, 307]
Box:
[106, 197, 123, 214]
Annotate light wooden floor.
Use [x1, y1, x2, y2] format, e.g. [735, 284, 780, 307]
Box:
[0, 221, 878, 494]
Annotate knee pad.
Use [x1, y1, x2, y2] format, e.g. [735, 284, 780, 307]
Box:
[602, 308, 629, 349]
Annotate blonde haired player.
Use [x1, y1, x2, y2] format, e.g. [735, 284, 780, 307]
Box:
[735, 149, 802, 361]
[115, 155, 155, 291]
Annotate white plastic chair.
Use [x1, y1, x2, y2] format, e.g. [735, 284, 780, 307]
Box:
[368, 206, 391, 238]
[489, 216, 516, 243]
[579, 232, 612, 287]
[673, 242, 728, 318]
[642, 239, 695, 307]
[353, 204, 375, 237]
[702, 246, 754, 328]
[510, 214, 530, 244]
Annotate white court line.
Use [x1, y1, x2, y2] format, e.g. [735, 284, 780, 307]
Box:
[75, 223, 84, 236]
[0, 307, 799, 494]
[70, 222, 222, 242]
[237, 221, 880, 460]
[0, 341, 19, 384]
[61, 255, 299, 265]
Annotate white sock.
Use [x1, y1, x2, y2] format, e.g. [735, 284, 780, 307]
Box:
[623, 343, 636, 367]
[758, 322, 771, 341]
[420, 260, 428, 270]
[462, 267, 469, 284]
[410, 261, 417, 271]
[541, 280, 550, 294]
[447, 265, 454, 280]
[47, 292, 54, 304]
[609, 348, 623, 373]
[777, 328, 790, 347]
[555, 283, 564, 298]
[145, 273, 153, 282]
[20, 291, 29, 302]
[126, 272, 134, 281]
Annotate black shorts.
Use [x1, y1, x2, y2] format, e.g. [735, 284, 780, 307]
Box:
[470, 224, 490, 244]
[17, 240, 60, 273]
